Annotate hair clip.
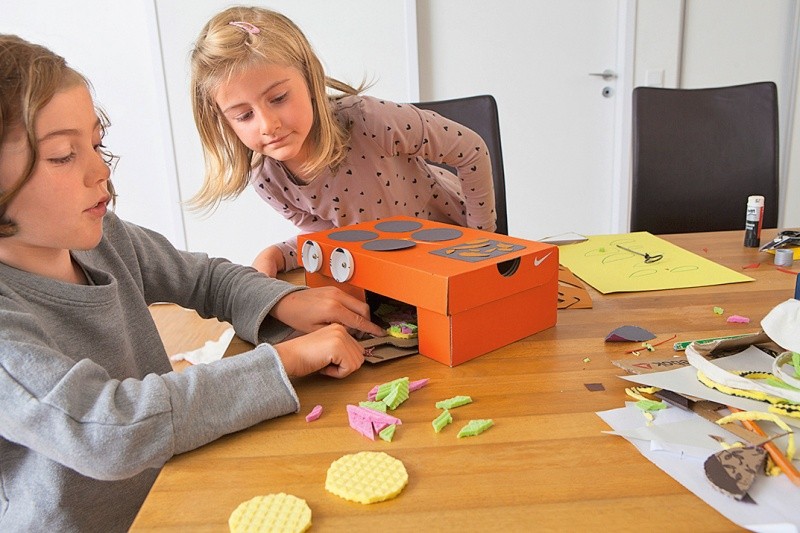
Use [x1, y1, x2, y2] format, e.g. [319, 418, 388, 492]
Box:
[228, 21, 260, 34]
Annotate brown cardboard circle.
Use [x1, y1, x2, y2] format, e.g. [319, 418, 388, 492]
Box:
[411, 228, 463, 242]
[362, 239, 416, 251]
[374, 220, 423, 233]
[328, 229, 379, 242]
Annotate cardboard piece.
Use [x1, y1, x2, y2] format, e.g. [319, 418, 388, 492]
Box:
[605, 325, 656, 342]
[557, 265, 592, 309]
[299, 216, 558, 366]
[704, 447, 766, 500]
[612, 357, 690, 375]
[360, 336, 418, 364]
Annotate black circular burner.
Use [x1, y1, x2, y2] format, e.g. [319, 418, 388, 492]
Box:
[328, 229, 379, 242]
[362, 239, 416, 251]
[411, 228, 463, 242]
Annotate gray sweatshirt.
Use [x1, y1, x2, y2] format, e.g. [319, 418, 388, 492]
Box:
[0, 213, 304, 532]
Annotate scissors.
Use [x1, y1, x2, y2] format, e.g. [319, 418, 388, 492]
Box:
[616, 244, 663, 263]
[759, 230, 800, 252]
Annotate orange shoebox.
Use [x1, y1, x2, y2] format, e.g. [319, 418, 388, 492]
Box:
[298, 217, 558, 366]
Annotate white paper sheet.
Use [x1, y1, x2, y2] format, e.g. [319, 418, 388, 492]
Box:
[598, 403, 800, 532]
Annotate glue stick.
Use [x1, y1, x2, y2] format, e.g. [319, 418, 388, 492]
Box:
[743, 195, 764, 248]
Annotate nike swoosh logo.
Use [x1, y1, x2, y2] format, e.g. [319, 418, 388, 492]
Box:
[534, 251, 553, 267]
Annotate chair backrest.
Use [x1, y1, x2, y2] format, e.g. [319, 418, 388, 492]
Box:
[631, 81, 779, 234]
[414, 95, 508, 235]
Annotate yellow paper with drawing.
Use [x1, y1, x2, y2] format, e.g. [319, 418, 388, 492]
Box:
[558, 232, 753, 294]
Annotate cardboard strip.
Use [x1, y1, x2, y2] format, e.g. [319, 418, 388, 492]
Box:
[359, 336, 418, 364]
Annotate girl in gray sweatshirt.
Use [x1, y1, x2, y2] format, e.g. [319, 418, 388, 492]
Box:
[0, 34, 382, 532]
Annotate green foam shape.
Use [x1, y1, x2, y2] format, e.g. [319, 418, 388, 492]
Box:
[793, 352, 800, 378]
[457, 419, 494, 438]
[375, 377, 410, 401]
[434, 395, 473, 410]
[432, 409, 453, 433]
[635, 399, 667, 412]
[359, 401, 388, 412]
[379, 424, 397, 442]
[764, 376, 800, 392]
[382, 380, 410, 410]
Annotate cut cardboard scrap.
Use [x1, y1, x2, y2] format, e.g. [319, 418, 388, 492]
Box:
[605, 325, 656, 342]
[584, 382, 606, 392]
[228, 493, 311, 533]
[715, 411, 796, 478]
[360, 335, 418, 364]
[325, 451, 408, 504]
[556, 265, 590, 310]
[704, 446, 767, 500]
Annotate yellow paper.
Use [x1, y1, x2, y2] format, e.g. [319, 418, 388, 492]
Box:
[558, 232, 753, 294]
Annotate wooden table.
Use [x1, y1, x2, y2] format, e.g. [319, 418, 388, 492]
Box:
[134, 229, 797, 532]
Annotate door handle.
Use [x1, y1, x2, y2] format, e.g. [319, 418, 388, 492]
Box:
[588, 69, 617, 80]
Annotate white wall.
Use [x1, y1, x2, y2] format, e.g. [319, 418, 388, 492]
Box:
[418, 0, 623, 240]
[1, 0, 185, 247]
[3, 1, 798, 265]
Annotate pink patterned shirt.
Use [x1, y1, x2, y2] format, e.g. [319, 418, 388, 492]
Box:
[251, 95, 496, 271]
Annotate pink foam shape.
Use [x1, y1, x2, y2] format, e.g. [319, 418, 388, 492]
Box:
[367, 385, 380, 401]
[346, 406, 376, 440]
[726, 315, 751, 324]
[305, 404, 323, 422]
[346, 404, 402, 427]
[409, 378, 429, 392]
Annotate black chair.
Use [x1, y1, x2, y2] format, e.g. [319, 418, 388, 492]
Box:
[414, 95, 508, 235]
[631, 82, 779, 234]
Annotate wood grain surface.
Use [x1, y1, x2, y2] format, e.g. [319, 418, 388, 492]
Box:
[135, 229, 797, 532]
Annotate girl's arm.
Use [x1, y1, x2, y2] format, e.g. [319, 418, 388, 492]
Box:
[0, 293, 300, 481]
[250, 176, 336, 271]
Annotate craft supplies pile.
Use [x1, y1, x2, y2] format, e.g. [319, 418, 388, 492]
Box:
[601, 297, 800, 530]
[686, 298, 800, 407]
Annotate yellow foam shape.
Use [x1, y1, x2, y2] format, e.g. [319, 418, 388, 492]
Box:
[325, 451, 408, 504]
[228, 493, 311, 533]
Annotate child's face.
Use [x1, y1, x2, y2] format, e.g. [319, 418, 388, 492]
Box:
[0, 84, 111, 266]
[214, 63, 314, 175]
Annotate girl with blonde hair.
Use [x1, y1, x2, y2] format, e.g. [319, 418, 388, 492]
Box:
[191, 6, 496, 275]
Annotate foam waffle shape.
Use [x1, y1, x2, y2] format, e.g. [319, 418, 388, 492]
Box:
[228, 493, 311, 533]
[325, 451, 408, 504]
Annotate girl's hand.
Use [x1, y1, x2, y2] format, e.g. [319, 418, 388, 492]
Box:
[252, 245, 285, 277]
[273, 323, 365, 378]
[270, 286, 385, 337]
